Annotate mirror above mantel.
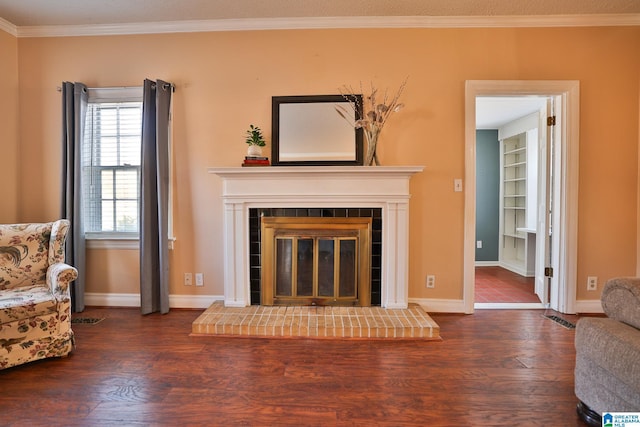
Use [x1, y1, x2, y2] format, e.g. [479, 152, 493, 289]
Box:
[271, 95, 363, 166]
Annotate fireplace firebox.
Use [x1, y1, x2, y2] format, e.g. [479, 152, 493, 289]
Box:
[257, 214, 378, 306]
[250, 208, 381, 305]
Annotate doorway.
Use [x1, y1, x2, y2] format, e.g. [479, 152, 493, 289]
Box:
[463, 81, 580, 314]
[475, 96, 548, 308]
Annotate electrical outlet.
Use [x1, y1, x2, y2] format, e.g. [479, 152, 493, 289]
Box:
[426, 275, 435, 288]
[587, 276, 597, 291]
[184, 273, 192, 286]
[476, 240, 483, 249]
[195, 273, 204, 287]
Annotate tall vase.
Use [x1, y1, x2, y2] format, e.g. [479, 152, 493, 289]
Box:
[364, 130, 380, 166]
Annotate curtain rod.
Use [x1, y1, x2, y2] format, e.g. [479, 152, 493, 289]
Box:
[56, 84, 175, 92]
[56, 85, 140, 92]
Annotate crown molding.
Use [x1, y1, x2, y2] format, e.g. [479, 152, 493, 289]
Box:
[0, 17, 18, 36]
[14, 14, 640, 38]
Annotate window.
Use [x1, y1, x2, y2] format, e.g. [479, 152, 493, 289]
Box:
[82, 88, 143, 240]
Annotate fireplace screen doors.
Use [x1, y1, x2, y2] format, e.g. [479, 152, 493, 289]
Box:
[262, 217, 371, 306]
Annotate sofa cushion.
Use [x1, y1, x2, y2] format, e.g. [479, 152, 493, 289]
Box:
[575, 317, 640, 391]
[0, 284, 58, 325]
[0, 223, 53, 290]
[601, 277, 640, 330]
[575, 351, 640, 414]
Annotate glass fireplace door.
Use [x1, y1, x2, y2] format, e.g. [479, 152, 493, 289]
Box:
[261, 217, 371, 306]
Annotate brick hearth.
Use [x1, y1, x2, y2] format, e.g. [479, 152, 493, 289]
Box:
[191, 302, 440, 340]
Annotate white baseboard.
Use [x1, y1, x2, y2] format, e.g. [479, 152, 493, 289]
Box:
[85, 293, 139, 307]
[474, 302, 546, 309]
[84, 293, 602, 314]
[87, 293, 467, 313]
[574, 299, 604, 314]
[499, 261, 534, 277]
[410, 298, 550, 313]
[169, 294, 224, 309]
[475, 261, 499, 267]
[87, 294, 468, 313]
[84, 292, 223, 309]
[410, 298, 467, 313]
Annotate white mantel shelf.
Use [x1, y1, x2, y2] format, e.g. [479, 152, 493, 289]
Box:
[210, 165, 424, 176]
[209, 165, 424, 309]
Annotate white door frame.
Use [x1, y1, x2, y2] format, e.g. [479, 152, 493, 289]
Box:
[464, 80, 580, 314]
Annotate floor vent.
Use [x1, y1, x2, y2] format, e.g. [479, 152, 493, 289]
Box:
[544, 315, 575, 329]
[71, 317, 104, 325]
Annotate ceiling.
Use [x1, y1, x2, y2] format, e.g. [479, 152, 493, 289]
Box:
[0, 0, 639, 27]
[476, 97, 548, 129]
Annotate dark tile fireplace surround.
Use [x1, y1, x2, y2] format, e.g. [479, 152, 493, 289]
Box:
[249, 207, 383, 305]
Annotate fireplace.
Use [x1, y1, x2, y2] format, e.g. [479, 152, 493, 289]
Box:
[257, 214, 376, 306]
[209, 166, 423, 309]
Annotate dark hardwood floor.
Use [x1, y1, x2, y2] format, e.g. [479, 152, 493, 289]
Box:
[0, 307, 590, 426]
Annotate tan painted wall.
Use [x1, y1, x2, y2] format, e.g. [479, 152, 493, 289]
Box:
[0, 30, 19, 222]
[13, 26, 640, 304]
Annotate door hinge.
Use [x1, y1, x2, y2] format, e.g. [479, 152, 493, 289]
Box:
[545, 267, 554, 277]
[547, 116, 556, 126]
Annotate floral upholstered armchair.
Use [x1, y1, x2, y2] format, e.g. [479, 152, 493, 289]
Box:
[0, 220, 78, 370]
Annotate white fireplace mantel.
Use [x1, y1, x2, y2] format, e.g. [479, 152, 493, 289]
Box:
[209, 166, 424, 309]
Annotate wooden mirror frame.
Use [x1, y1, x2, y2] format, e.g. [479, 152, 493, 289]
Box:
[271, 94, 363, 166]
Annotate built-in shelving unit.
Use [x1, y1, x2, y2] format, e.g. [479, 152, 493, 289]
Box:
[500, 133, 528, 274]
[497, 110, 540, 278]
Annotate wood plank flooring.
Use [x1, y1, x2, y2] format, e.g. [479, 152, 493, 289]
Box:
[0, 307, 591, 426]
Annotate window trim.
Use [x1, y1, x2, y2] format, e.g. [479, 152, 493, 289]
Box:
[85, 235, 176, 250]
[88, 87, 143, 103]
[85, 236, 139, 250]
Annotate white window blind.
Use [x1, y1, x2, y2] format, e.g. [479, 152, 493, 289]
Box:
[82, 87, 143, 238]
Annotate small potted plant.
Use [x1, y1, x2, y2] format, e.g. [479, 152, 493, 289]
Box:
[245, 124, 266, 156]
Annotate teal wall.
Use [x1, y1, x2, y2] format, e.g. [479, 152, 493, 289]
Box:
[476, 130, 499, 262]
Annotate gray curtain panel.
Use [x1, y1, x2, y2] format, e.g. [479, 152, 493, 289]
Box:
[61, 81, 87, 313]
[140, 79, 173, 315]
